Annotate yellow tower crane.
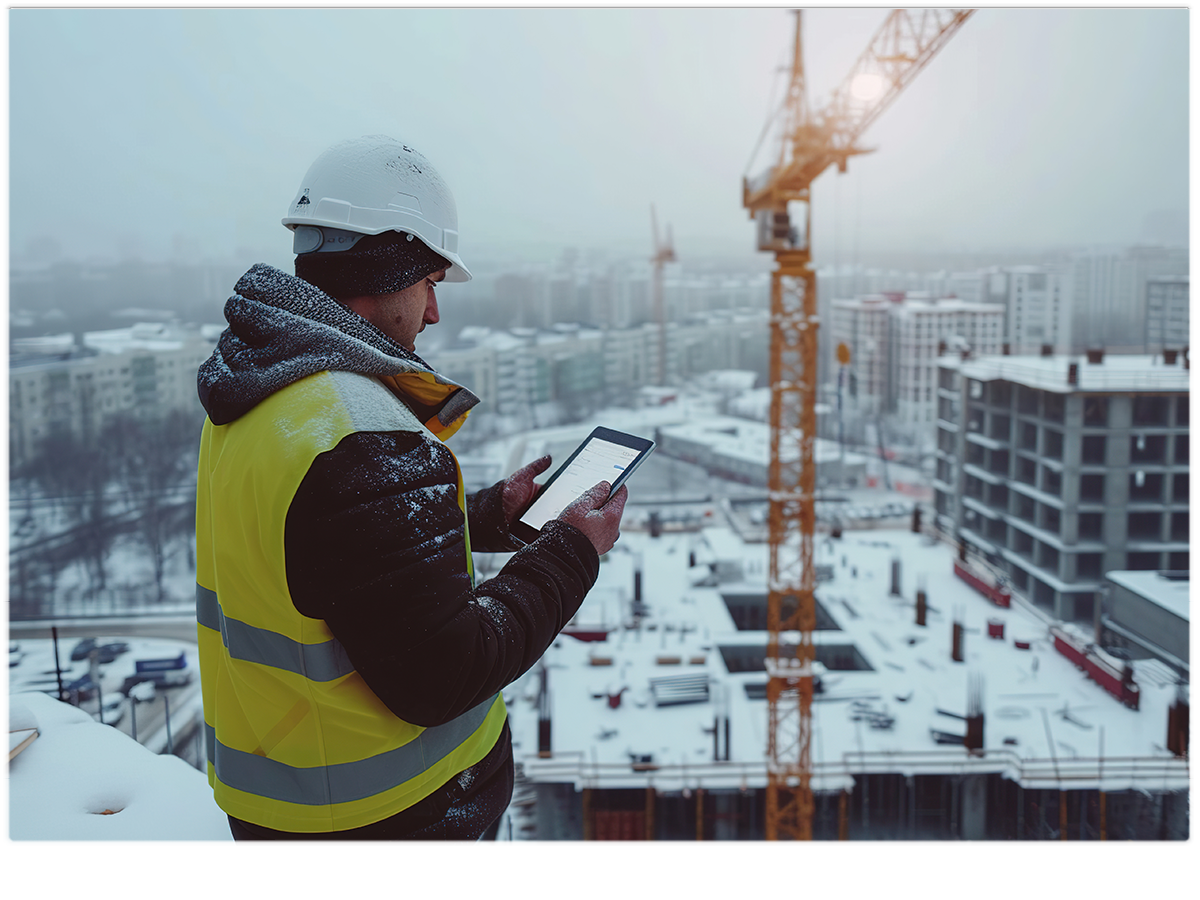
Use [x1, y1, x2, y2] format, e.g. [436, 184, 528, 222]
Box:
[650, 204, 677, 386]
[743, 7, 975, 841]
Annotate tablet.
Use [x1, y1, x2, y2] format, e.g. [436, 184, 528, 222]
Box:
[510, 426, 655, 545]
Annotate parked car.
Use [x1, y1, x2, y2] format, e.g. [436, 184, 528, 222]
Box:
[69, 638, 130, 664]
[9, 640, 23, 668]
[94, 642, 131, 664]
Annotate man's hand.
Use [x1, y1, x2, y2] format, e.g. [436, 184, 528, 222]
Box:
[501, 455, 553, 526]
[557, 481, 629, 556]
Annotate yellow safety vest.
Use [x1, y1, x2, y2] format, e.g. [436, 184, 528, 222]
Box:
[195, 369, 507, 833]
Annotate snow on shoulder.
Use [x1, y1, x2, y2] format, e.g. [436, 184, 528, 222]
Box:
[8, 691, 231, 841]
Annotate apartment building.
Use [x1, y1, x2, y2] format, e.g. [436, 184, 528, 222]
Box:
[891, 297, 1005, 427]
[933, 349, 1190, 624]
[426, 312, 769, 427]
[9, 323, 220, 468]
[983, 265, 1073, 354]
[830, 293, 1004, 429]
[1144, 275, 1190, 353]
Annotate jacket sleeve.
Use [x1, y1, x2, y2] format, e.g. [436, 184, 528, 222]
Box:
[284, 430, 599, 727]
[464, 481, 525, 554]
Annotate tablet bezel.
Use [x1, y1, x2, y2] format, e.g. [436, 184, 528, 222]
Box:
[509, 426, 655, 546]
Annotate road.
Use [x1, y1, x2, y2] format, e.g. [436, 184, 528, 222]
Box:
[10, 614, 198, 643]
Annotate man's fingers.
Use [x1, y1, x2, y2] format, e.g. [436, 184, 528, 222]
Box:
[604, 484, 629, 516]
[567, 481, 610, 513]
[529, 454, 553, 476]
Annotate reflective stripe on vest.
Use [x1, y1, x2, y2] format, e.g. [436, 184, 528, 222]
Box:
[196, 585, 354, 683]
[203, 696, 497, 806]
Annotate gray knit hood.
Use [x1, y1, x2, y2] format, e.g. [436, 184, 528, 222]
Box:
[198, 263, 479, 427]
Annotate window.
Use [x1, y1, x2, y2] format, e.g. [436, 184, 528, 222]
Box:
[1016, 456, 1037, 485]
[1171, 512, 1189, 541]
[1175, 433, 1189, 464]
[1043, 393, 1065, 423]
[1133, 396, 1170, 426]
[1043, 429, 1063, 459]
[1083, 396, 1108, 426]
[1039, 543, 1060, 572]
[1078, 512, 1103, 540]
[1080, 474, 1105, 502]
[1013, 527, 1034, 554]
[1176, 396, 1189, 427]
[1130, 434, 1167, 464]
[1127, 512, 1161, 540]
[1042, 467, 1062, 496]
[1127, 552, 1160, 571]
[1172, 472, 1188, 503]
[1014, 495, 1036, 525]
[988, 483, 1009, 508]
[1168, 551, 1189, 570]
[1042, 505, 1061, 534]
[1077, 553, 1103, 578]
[1018, 422, 1038, 451]
[1129, 472, 1163, 503]
[1082, 435, 1106, 464]
[989, 449, 1009, 476]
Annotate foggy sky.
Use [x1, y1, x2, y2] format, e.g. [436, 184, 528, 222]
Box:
[8, 8, 1190, 271]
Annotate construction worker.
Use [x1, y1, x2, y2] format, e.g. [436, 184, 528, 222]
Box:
[195, 135, 627, 839]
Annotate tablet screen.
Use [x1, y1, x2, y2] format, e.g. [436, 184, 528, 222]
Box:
[517, 436, 642, 531]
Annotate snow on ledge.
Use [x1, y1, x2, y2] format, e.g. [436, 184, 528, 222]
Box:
[8, 692, 231, 841]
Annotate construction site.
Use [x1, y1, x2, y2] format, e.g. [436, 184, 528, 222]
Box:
[483, 8, 1189, 841]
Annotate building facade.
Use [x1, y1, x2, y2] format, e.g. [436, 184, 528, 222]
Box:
[933, 350, 1190, 623]
[983, 265, 1073, 354]
[1144, 275, 1190, 353]
[9, 324, 220, 468]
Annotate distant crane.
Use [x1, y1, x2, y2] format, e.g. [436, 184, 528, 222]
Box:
[650, 204, 676, 386]
[743, 8, 974, 841]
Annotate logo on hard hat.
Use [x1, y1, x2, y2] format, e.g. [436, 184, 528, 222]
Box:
[296, 189, 311, 208]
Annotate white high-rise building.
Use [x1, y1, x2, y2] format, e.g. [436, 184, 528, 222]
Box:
[891, 296, 1005, 426]
[984, 265, 1073, 354]
[1144, 275, 1190, 353]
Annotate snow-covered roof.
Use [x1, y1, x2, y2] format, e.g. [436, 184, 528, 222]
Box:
[660, 415, 868, 467]
[1107, 570, 1190, 622]
[504, 523, 1188, 796]
[81, 324, 200, 354]
[947, 353, 1190, 394]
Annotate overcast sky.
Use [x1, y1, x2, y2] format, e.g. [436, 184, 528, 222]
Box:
[8, 7, 1190, 272]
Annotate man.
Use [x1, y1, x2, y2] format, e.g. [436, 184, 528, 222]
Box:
[195, 135, 627, 840]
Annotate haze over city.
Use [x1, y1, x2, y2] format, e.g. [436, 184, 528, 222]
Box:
[9, 7, 1190, 271]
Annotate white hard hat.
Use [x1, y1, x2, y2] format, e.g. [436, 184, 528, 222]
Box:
[282, 135, 471, 282]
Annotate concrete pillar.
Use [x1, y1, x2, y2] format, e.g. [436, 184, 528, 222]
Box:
[960, 774, 988, 840]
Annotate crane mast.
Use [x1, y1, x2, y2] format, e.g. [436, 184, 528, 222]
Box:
[744, 8, 974, 841]
[650, 204, 676, 386]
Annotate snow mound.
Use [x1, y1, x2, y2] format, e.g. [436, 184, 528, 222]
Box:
[8, 692, 231, 840]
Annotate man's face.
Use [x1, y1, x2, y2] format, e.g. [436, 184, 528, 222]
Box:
[348, 268, 445, 351]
